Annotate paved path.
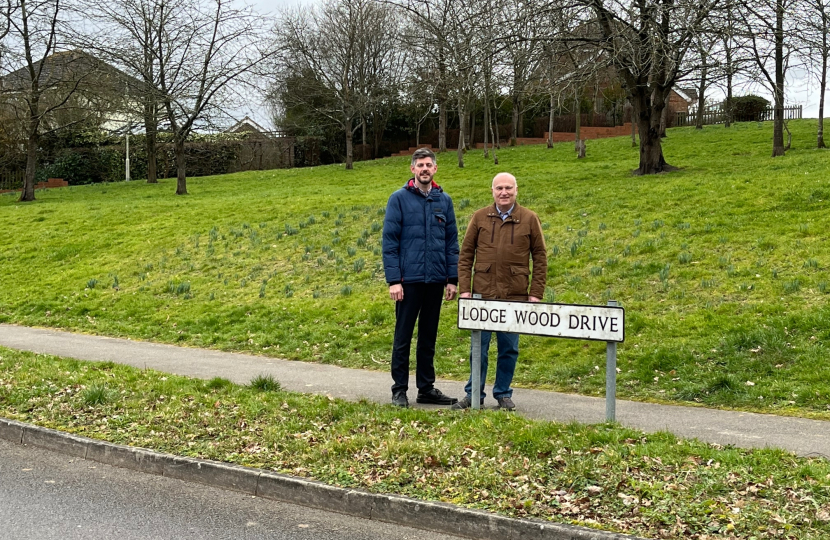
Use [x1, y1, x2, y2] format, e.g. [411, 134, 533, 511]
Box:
[1, 324, 828, 459]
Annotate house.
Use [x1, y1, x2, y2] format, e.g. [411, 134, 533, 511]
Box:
[0, 49, 146, 134]
[225, 116, 276, 140]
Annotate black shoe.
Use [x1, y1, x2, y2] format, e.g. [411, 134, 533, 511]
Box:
[497, 396, 516, 411]
[392, 391, 409, 408]
[416, 388, 458, 405]
[451, 395, 484, 410]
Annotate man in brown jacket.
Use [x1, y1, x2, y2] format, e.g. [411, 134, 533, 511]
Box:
[452, 172, 547, 410]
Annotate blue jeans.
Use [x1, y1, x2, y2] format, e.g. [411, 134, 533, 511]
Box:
[464, 331, 519, 400]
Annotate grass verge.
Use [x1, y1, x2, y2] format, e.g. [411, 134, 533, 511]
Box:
[1, 120, 830, 418]
[0, 347, 828, 539]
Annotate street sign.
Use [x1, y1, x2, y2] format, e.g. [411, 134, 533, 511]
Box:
[457, 297, 624, 420]
[457, 298, 624, 343]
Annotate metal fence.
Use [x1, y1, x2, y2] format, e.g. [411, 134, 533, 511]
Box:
[676, 105, 803, 127]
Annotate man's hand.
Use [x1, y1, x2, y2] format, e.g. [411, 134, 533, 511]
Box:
[460, 292, 471, 299]
[389, 284, 403, 301]
[445, 284, 457, 301]
[529, 296, 541, 303]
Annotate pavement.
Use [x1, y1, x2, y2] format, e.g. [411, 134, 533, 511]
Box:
[1, 323, 829, 539]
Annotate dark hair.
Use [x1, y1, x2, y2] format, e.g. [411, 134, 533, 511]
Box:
[410, 147, 436, 166]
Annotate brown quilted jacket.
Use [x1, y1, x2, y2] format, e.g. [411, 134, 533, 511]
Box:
[458, 203, 547, 300]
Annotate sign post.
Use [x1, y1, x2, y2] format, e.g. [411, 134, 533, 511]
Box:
[470, 293, 482, 410]
[458, 298, 624, 419]
[605, 300, 618, 421]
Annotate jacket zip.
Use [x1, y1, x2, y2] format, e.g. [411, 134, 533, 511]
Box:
[490, 218, 496, 243]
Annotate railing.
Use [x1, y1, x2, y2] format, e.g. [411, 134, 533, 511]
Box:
[676, 105, 802, 127]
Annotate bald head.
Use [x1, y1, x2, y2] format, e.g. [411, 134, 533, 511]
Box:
[491, 172, 517, 212]
[492, 172, 517, 188]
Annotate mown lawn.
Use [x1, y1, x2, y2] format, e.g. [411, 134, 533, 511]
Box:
[1, 348, 828, 539]
[1, 120, 829, 417]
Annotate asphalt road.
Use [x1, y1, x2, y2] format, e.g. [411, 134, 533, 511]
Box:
[0, 439, 463, 540]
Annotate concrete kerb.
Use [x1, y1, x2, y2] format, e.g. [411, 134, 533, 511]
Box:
[0, 416, 644, 540]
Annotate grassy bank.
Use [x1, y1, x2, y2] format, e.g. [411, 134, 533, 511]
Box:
[1, 120, 829, 417]
[1, 348, 828, 539]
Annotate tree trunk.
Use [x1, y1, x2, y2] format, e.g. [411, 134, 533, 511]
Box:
[518, 104, 524, 137]
[724, 46, 733, 128]
[483, 93, 490, 158]
[632, 92, 673, 174]
[488, 104, 498, 165]
[361, 116, 367, 161]
[373, 111, 385, 159]
[345, 118, 354, 170]
[819, 27, 827, 148]
[576, 139, 586, 158]
[574, 94, 581, 149]
[20, 132, 38, 202]
[438, 98, 447, 152]
[547, 93, 554, 148]
[174, 137, 188, 195]
[695, 61, 707, 130]
[457, 103, 465, 168]
[469, 104, 475, 148]
[625, 99, 637, 147]
[144, 103, 158, 183]
[510, 95, 519, 146]
[771, 0, 786, 157]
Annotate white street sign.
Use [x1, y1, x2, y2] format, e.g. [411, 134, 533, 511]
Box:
[457, 298, 624, 343]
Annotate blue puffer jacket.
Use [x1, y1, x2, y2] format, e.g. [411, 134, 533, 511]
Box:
[382, 179, 459, 285]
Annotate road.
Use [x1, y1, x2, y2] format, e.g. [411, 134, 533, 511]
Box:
[0, 439, 463, 540]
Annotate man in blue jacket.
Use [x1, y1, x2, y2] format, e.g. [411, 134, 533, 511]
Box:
[382, 148, 459, 408]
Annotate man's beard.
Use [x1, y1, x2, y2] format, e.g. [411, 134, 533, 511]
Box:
[416, 172, 433, 186]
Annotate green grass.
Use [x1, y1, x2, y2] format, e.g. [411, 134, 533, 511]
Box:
[1, 348, 828, 539]
[2, 120, 830, 418]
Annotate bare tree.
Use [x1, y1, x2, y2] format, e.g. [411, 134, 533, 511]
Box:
[3, 0, 92, 201]
[738, 0, 798, 156]
[154, 0, 269, 194]
[353, 5, 405, 159]
[500, 0, 543, 145]
[713, 3, 752, 128]
[797, 0, 830, 147]
[398, 0, 455, 153]
[686, 31, 720, 129]
[399, 0, 483, 167]
[81, 0, 167, 183]
[578, 0, 716, 174]
[273, 0, 397, 169]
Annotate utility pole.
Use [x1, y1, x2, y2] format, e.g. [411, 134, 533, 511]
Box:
[125, 124, 131, 181]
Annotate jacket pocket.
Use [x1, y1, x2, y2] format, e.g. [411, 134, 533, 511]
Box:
[472, 262, 493, 295]
[509, 265, 530, 297]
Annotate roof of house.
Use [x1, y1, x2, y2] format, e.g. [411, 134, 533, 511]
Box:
[225, 116, 274, 138]
[1, 49, 145, 94]
[674, 87, 697, 103]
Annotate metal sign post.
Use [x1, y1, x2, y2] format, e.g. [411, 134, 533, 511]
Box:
[605, 300, 618, 422]
[458, 297, 624, 420]
[470, 295, 482, 410]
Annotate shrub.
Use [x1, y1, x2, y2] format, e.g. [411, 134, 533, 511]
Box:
[731, 95, 770, 122]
